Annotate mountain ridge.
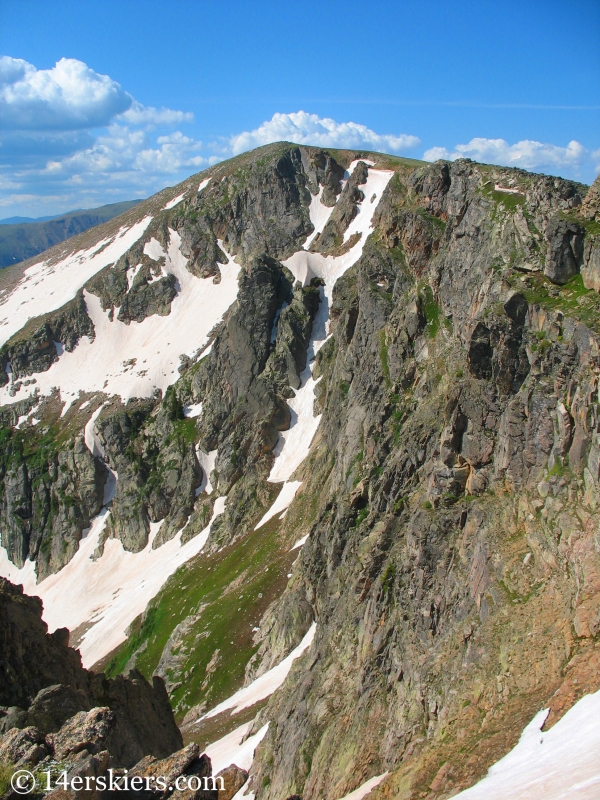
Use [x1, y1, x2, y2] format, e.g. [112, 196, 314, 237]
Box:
[0, 143, 599, 800]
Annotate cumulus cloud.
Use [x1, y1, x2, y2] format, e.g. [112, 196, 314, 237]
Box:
[0, 56, 190, 132]
[229, 111, 420, 155]
[0, 55, 203, 215]
[0, 56, 132, 130]
[42, 126, 217, 187]
[423, 137, 590, 175]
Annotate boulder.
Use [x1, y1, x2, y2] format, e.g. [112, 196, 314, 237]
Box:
[0, 725, 48, 767]
[215, 764, 248, 800]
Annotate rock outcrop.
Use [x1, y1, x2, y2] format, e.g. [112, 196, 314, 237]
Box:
[0, 579, 181, 767]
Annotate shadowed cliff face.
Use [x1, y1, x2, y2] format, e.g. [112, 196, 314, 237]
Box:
[0, 144, 599, 799]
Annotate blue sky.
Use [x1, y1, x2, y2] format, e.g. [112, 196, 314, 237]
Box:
[1, 0, 599, 217]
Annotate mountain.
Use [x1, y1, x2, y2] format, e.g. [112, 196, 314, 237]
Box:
[0, 199, 144, 268]
[0, 142, 599, 800]
[0, 215, 62, 224]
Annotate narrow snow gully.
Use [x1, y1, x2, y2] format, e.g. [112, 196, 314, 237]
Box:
[256, 162, 394, 531]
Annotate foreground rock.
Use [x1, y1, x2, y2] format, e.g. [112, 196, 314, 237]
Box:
[0, 578, 181, 768]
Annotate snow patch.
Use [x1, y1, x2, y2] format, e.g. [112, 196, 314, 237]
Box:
[183, 402, 202, 418]
[198, 178, 211, 193]
[201, 622, 317, 720]
[196, 448, 217, 495]
[205, 721, 269, 774]
[163, 192, 186, 210]
[336, 773, 389, 800]
[290, 533, 308, 551]
[127, 263, 142, 291]
[452, 688, 600, 799]
[494, 183, 523, 195]
[304, 187, 335, 249]
[254, 481, 302, 530]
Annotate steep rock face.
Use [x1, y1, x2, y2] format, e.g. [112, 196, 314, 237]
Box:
[0, 144, 330, 570]
[0, 428, 106, 577]
[234, 160, 600, 800]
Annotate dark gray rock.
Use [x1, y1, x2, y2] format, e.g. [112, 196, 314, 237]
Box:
[544, 216, 584, 284]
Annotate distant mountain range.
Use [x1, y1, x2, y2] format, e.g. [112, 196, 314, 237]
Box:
[0, 199, 144, 267]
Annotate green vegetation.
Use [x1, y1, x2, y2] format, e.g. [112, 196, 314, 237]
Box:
[105, 510, 297, 721]
[353, 506, 369, 528]
[382, 562, 396, 593]
[547, 456, 571, 479]
[418, 283, 443, 339]
[416, 207, 447, 232]
[560, 210, 600, 237]
[517, 273, 600, 335]
[378, 330, 391, 386]
[479, 181, 526, 213]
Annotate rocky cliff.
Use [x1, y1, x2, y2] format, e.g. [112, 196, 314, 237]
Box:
[0, 143, 599, 799]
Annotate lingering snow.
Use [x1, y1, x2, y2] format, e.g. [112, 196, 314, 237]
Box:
[0, 232, 241, 406]
[290, 533, 308, 551]
[205, 721, 269, 774]
[198, 178, 211, 193]
[15, 404, 40, 429]
[83, 405, 118, 503]
[342, 168, 394, 243]
[452, 689, 600, 799]
[336, 773, 389, 800]
[84, 405, 106, 458]
[183, 402, 203, 418]
[304, 187, 335, 249]
[267, 365, 322, 484]
[346, 158, 375, 176]
[163, 192, 186, 210]
[201, 622, 317, 720]
[196, 448, 217, 495]
[232, 790, 254, 800]
[127, 262, 142, 290]
[494, 183, 523, 195]
[0, 218, 152, 349]
[0, 497, 228, 667]
[254, 481, 302, 530]
[256, 166, 394, 528]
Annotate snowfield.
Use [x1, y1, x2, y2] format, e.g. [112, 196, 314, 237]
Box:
[0, 232, 241, 407]
[0, 217, 153, 349]
[0, 497, 228, 668]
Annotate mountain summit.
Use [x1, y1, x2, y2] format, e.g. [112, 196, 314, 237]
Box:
[0, 143, 599, 800]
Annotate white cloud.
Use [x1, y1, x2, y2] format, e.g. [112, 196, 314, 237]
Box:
[118, 101, 193, 126]
[0, 56, 191, 133]
[423, 137, 589, 174]
[229, 110, 420, 155]
[0, 56, 202, 216]
[0, 56, 132, 130]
